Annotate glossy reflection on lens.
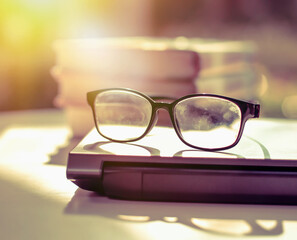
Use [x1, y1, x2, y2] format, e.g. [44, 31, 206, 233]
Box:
[94, 90, 152, 141]
[174, 96, 241, 149]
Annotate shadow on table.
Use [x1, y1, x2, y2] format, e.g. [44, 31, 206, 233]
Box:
[64, 188, 295, 237]
[47, 137, 82, 166]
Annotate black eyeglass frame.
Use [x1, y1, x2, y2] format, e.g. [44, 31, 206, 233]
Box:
[87, 88, 260, 151]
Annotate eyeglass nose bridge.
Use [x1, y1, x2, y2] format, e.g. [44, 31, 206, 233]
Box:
[151, 101, 175, 126]
[144, 102, 172, 136]
[153, 102, 173, 113]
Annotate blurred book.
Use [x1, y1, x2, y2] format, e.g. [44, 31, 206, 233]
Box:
[52, 48, 200, 107]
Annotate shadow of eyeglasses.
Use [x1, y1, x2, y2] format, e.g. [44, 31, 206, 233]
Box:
[84, 141, 161, 156]
[173, 135, 271, 159]
[83, 133, 270, 160]
[64, 188, 295, 237]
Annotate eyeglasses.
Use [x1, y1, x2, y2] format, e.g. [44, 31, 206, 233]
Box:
[87, 88, 260, 151]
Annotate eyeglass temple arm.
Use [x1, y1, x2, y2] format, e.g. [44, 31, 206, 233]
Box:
[250, 103, 260, 118]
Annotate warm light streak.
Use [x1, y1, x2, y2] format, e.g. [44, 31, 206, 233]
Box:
[191, 218, 252, 236]
[139, 41, 168, 51]
[118, 215, 150, 222]
[192, 41, 256, 53]
[174, 36, 190, 50]
[255, 220, 279, 231]
[163, 217, 178, 223]
[259, 74, 269, 96]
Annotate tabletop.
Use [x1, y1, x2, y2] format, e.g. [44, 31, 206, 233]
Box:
[1, 109, 297, 240]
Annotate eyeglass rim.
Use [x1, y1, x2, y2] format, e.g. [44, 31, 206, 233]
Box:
[87, 88, 260, 151]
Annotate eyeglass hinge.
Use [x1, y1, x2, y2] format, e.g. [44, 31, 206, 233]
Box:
[252, 104, 260, 118]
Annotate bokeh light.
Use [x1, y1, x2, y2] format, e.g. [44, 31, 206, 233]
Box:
[282, 95, 297, 119]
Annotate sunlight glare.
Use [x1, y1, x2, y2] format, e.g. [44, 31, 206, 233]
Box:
[0, 126, 76, 202]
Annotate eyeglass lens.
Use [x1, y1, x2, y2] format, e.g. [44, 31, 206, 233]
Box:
[174, 97, 241, 149]
[94, 90, 242, 149]
[94, 90, 152, 141]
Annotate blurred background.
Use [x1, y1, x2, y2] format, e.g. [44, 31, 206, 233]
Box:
[0, 0, 297, 119]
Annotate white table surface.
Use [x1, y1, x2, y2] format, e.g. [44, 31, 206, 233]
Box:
[1, 109, 297, 240]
